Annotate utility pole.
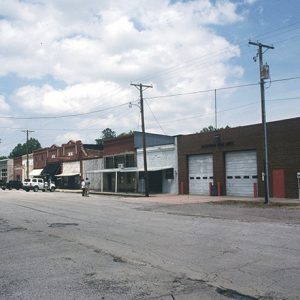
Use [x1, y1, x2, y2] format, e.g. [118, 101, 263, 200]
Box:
[249, 41, 274, 204]
[21, 130, 34, 180]
[130, 83, 153, 197]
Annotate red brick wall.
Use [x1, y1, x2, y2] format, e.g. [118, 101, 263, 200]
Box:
[33, 148, 48, 169]
[104, 135, 135, 156]
[177, 117, 300, 198]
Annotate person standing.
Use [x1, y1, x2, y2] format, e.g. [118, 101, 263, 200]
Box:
[81, 179, 85, 196]
[85, 177, 90, 197]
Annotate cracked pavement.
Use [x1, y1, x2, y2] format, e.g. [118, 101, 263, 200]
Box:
[0, 190, 299, 299]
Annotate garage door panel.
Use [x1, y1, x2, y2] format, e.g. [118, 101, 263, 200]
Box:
[189, 154, 213, 195]
[225, 151, 257, 197]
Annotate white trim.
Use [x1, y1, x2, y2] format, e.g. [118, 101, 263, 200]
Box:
[56, 172, 80, 177]
[29, 169, 43, 176]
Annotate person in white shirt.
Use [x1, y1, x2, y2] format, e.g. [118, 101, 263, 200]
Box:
[81, 179, 85, 196]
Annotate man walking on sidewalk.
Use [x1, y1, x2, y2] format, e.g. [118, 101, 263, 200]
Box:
[81, 179, 85, 197]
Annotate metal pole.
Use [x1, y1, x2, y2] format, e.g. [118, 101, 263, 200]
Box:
[214, 89, 217, 129]
[21, 130, 34, 180]
[26, 130, 29, 180]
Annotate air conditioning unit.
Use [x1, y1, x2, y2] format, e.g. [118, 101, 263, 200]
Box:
[118, 163, 124, 169]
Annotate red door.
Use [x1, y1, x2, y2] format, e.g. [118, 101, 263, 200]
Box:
[272, 169, 285, 198]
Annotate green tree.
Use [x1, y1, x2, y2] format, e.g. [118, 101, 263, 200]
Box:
[0, 156, 8, 160]
[200, 125, 216, 133]
[199, 125, 230, 133]
[95, 128, 117, 145]
[9, 138, 41, 158]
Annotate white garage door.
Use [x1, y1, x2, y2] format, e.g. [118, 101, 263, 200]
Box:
[189, 154, 213, 195]
[225, 151, 257, 197]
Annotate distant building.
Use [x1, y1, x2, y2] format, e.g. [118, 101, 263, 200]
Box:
[0, 158, 13, 182]
[31, 140, 103, 189]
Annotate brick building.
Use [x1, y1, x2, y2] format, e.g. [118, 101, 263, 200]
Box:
[177, 117, 300, 199]
[32, 140, 103, 189]
[91, 132, 176, 194]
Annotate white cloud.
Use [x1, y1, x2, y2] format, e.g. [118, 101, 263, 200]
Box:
[54, 131, 83, 145]
[0, 0, 243, 83]
[0, 0, 251, 153]
[0, 95, 10, 112]
[14, 81, 134, 115]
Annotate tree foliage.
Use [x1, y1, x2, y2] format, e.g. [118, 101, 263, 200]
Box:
[199, 125, 230, 133]
[95, 128, 117, 145]
[9, 138, 41, 158]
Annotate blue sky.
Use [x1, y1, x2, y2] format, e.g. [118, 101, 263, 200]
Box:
[0, 0, 299, 156]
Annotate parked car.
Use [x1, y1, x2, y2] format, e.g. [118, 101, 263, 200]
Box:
[23, 178, 56, 192]
[1, 180, 23, 190]
[0, 180, 6, 190]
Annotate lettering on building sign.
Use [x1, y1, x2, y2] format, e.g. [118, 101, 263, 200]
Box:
[201, 141, 234, 149]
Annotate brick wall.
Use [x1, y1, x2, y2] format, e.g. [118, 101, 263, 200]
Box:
[177, 117, 300, 198]
[103, 135, 135, 156]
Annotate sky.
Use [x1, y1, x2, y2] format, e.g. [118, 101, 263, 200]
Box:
[0, 0, 299, 156]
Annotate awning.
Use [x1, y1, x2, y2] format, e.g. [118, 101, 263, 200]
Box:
[41, 163, 60, 177]
[55, 172, 80, 177]
[138, 166, 173, 172]
[29, 169, 43, 176]
[56, 161, 80, 177]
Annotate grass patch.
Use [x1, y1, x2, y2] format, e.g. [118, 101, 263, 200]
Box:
[209, 200, 300, 208]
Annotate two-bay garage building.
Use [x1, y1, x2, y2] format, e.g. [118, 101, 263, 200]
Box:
[177, 117, 300, 199]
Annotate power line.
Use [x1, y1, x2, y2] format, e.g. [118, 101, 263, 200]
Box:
[134, 21, 300, 84]
[0, 76, 299, 121]
[0, 101, 136, 120]
[145, 82, 259, 100]
[145, 76, 300, 101]
[157, 96, 300, 125]
[144, 99, 166, 135]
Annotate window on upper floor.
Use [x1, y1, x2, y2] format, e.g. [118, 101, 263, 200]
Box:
[105, 156, 114, 169]
[104, 153, 136, 169]
[125, 154, 136, 168]
[67, 152, 74, 157]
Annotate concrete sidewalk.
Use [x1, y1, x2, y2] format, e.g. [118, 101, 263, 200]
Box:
[56, 189, 300, 205]
[125, 194, 300, 205]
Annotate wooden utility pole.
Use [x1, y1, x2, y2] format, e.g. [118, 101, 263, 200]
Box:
[130, 83, 153, 197]
[249, 41, 274, 204]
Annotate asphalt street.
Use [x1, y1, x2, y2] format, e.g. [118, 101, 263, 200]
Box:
[0, 190, 299, 299]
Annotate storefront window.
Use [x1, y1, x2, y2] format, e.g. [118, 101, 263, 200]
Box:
[1, 168, 7, 182]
